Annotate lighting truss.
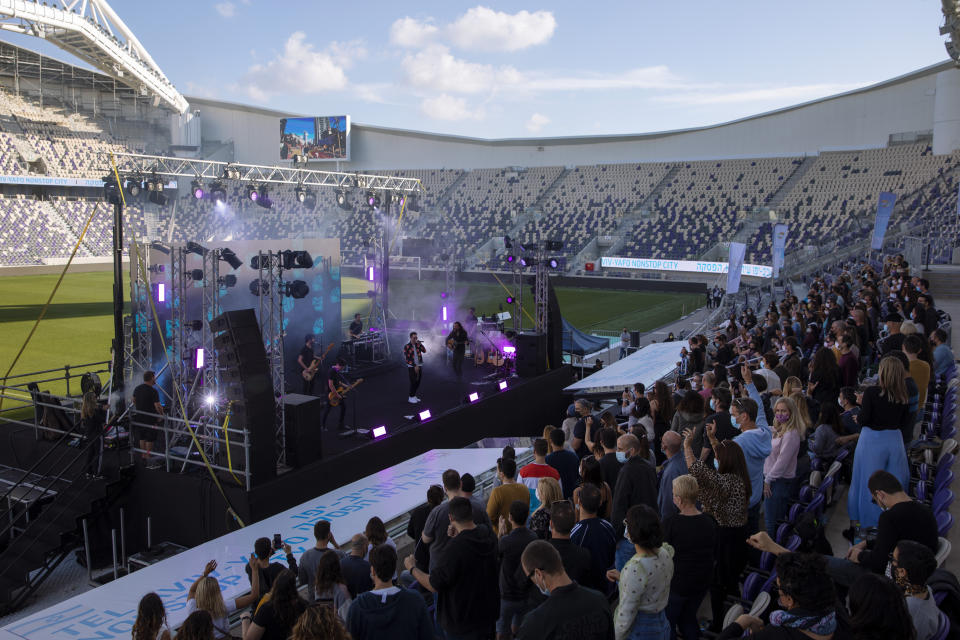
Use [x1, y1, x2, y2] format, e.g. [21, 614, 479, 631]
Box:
[105, 152, 426, 194]
[254, 250, 287, 467]
[0, 0, 188, 113]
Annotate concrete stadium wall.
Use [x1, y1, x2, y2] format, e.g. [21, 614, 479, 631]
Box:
[188, 63, 959, 171]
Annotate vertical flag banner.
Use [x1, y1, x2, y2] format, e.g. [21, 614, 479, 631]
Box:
[772, 223, 788, 279]
[956, 182, 960, 219]
[726, 242, 747, 294]
[871, 192, 897, 251]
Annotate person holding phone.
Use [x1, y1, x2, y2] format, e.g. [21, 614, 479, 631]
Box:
[245, 536, 298, 597]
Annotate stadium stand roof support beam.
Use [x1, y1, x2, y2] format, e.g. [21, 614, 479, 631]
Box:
[106, 152, 426, 194]
[0, 0, 188, 113]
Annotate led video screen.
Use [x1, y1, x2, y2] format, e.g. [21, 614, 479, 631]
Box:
[280, 115, 350, 162]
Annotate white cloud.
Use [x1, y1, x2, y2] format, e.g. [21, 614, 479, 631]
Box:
[526, 112, 549, 133]
[214, 1, 235, 17]
[420, 94, 485, 121]
[390, 17, 439, 48]
[402, 45, 521, 94]
[447, 6, 556, 52]
[653, 83, 859, 106]
[241, 32, 353, 100]
[525, 66, 690, 92]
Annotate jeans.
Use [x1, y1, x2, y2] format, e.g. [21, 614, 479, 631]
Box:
[824, 555, 869, 587]
[616, 536, 635, 571]
[408, 366, 422, 397]
[665, 590, 707, 640]
[496, 598, 529, 634]
[619, 347, 628, 360]
[764, 478, 793, 537]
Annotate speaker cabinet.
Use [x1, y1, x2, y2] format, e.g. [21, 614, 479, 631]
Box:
[515, 333, 547, 377]
[283, 394, 324, 467]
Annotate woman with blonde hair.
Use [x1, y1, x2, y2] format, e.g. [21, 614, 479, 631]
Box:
[781, 376, 803, 399]
[187, 557, 261, 639]
[80, 390, 106, 478]
[848, 355, 913, 531]
[291, 604, 350, 640]
[787, 391, 812, 437]
[529, 476, 563, 538]
[762, 396, 804, 536]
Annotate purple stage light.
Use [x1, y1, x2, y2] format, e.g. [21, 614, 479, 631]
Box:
[418, 409, 432, 421]
[195, 348, 205, 368]
[442, 305, 448, 321]
[193, 187, 204, 199]
[468, 392, 480, 403]
[372, 425, 387, 439]
[368, 266, 375, 281]
[506, 255, 515, 263]
[503, 345, 516, 354]
[498, 380, 508, 391]
[506, 296, 515, 304]
[157, 282, 165, 303]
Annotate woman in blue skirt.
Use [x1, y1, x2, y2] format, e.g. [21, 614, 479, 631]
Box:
[848, 356, 912, 532]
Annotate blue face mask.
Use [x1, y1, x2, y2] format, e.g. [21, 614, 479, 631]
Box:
[709, 398, 715, 411]
[713, 458, 720, 471]
[616, 451, 628, 463]
[730, 414, 740, 430]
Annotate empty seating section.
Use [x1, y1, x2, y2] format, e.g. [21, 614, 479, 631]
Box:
[3, 85, 960, 268]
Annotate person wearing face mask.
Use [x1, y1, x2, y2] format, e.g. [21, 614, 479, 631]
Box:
[893, 541, 940, 640]
[762, 396, 804, 537]
[606, 505, 674, 640]
[611, 434, 658, 571]
[656, 431, 688, 521]
[516, 540, 614, 640]
[716, 553, 843, 640]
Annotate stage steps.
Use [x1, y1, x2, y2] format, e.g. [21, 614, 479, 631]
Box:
[0, 451, 134, 615]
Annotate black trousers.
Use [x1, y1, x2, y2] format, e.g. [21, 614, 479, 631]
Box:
[710, 523, 749, 631]
[85, 433, 102, 475]
[452, 349, 465, 376]
[408, 367, 422, 397]
[322, 401, 346, 430]
[302, 372, 315, 395]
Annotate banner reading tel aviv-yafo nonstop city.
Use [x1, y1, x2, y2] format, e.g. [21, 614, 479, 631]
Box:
[1, 448, 510, 640]
[599, 256, 773, 278]
[0, 175, 104, 187]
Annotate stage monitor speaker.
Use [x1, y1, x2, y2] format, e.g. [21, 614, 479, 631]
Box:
[630, 331, 641, 349]
[283, 394, 324, 467]
[515, 333, 546, 377]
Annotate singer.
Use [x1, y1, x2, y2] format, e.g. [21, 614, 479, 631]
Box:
[404, 331, 427, 404]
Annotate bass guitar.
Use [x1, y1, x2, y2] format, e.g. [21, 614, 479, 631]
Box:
[328, 378, 364, 406]
[302, 343, 335, 381]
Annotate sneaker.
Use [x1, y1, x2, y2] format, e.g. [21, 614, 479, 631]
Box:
[408, 396, 419, 404]
[414, 396, 421, 403]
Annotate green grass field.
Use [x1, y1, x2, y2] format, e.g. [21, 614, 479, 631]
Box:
[0, 272, 703, 393]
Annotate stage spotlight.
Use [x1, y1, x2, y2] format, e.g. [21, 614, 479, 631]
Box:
[366, 191, 381, 208]
[102, 175, 121, 205]
[505, 255, 515, 264]
[220, 248, 243, 270]
[368, 266, 375, 282]
[546, 240, 564, 251]
[256, 192, 273, 209]
[189, 269, 204, 281]
[295, 186, 306, 203]
[191, 179, 204, 200]
[304, 190, 317, 209]
[220, 274, 238, 288]
[148, 191, 168, 206]
[467, 392, 480, 403]
[519, 257, 537, 268]
[248, 278, 269, 296]
[519, 241, 537, 252]
[498, 380, 508, 391]
[417, 409, 432, 422]
[336, 190, 347, 206]
[548, 257, 560, 269]
[354, 175, 366, 188]
[442, 306, 448, 322]
[502, 345, 517, 355]
[204, 393, 216, 406]
[280, 280, 310, 299]
[124, 176, 142, 197]
[195, 348, 205, 369]
[390, 192, 402, 205]
[186, 241, 207, 256]
[223, 165, 241, 180]
[281, 250, 313, 270]
[156, 283, 166, 303]
[440, 291, 449, 299]
[371, 425, 387, 440]
[406, 195, 419, 212]
[439, 253, 451, 262]
[210, 181, 227, 204]
[247, 184, 260, 202]
[506, 295, 515, 304]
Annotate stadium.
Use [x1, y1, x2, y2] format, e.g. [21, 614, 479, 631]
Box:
[0, 2, 959, 639]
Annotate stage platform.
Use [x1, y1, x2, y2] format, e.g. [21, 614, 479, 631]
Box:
[0, 448, 510, 640]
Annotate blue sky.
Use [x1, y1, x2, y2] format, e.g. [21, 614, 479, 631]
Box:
[1, 1, 950, 138]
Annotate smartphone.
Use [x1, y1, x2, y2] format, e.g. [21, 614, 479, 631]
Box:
[273, 533, 283, 551]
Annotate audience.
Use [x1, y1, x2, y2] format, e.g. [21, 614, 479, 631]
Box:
[488, 458, 531, 536]
[529, 477, 563, 540]
[573, 455, 614, 521]
[346, 544, 432, 640]
[611, 433, 658, 570]
[340, 534, 374, 598]
[187, 559, 255, 638]
[518, 438, 562, 505]
[497, 500, 538, 639]
[313, 550, 352, 619]
[178, 611, 214, 640]
[297, 521, 342, 601]
[292, 606, 351, 640]
[763, 396, 804, 536]
[547, 500, 593, 587]
[245, 537, 297, 595]
[422, 468, 492, 573]
[931, 328, 954, 378]
[132, 593, 172, 640]
[847, 573, 917, 640]
[241, 570, 307, 640]
[546, 427, 581, 498]
[598, 427, 625, 490]
[895, 540, 940, 640]
[406, 485, 443, 543]
[656, 431, 687, 521]
[570, 483, 618, 594]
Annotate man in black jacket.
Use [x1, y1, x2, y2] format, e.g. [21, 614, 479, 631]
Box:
[611, 434, 657, 570]
[497, 500, 537, 638]
[547, 501, 592, 588]
[597, 428, 622, 491]
[404, 497, 499, 639]
[517, 541, 613, 640]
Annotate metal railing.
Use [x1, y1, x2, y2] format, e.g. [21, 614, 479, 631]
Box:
[0, 360, 110, 396]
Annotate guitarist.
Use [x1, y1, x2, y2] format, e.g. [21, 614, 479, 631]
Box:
[445, 321, 470, 377]
[322, 358, 348, 431]
[298, 334, 317, 395]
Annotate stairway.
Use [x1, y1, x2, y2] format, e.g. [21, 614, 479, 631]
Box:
[927, 269, 960, 297]
[0, 436, 132, 614]
[40, 200, 92, 255]
[632, 165, 679, 215]
[530, 167, 571, 211]
[765, 156, 816, 209]
[436, 170, 469, 205]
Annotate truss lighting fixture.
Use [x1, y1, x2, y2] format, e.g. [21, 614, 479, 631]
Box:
[204, 392, 216, 406]
[504, 235, 513, 250]
[124, 176, 142, 197]
[219, 274, 238, 288]
[256, 187, 273, 209]
[186, 241, 208, 256]
[390, 192, 402, 205]
[442, 306, 448, 322]
[247, 184, 260, 202]
[102, 175, 121, 205]
[547, 257, 560, 269]
[279, 280, 310, 299]
[186, 320, 204, 331]
[519, 256, 536, 268]
[220, 248, 243, 270]
[156, 282, 165, 303]
[406, 195, 419, 212]
[148, 191, 169, 206]
[519, 242, 537, 252]
[191, 179, 204, 200]
[195, 348, 205, 369]
[189, 269, 204, 281]
[210, 181, 227, 204]
[366, 191, 381, 208]
[546, 240, 564, 251]
[506, 295, 515, 304]
[281, 250, 313, 270]
[248, 278, 270, 296]
[467, 392, 480, 403]
[223, 165, 242, 180]
[505, 255, 515, 264]
[295, 186, 306, 203]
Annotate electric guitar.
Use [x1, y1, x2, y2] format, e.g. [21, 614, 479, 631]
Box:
[301, 343, 335, 381]
[328, 378, 364, 406]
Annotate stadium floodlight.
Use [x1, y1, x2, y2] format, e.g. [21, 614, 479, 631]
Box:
[247, 184, 260, 202]
[191, 179, 204, 200]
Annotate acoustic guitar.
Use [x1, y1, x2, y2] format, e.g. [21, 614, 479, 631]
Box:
[302, 343, 335, 381]
[328, 378, 364, 406]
